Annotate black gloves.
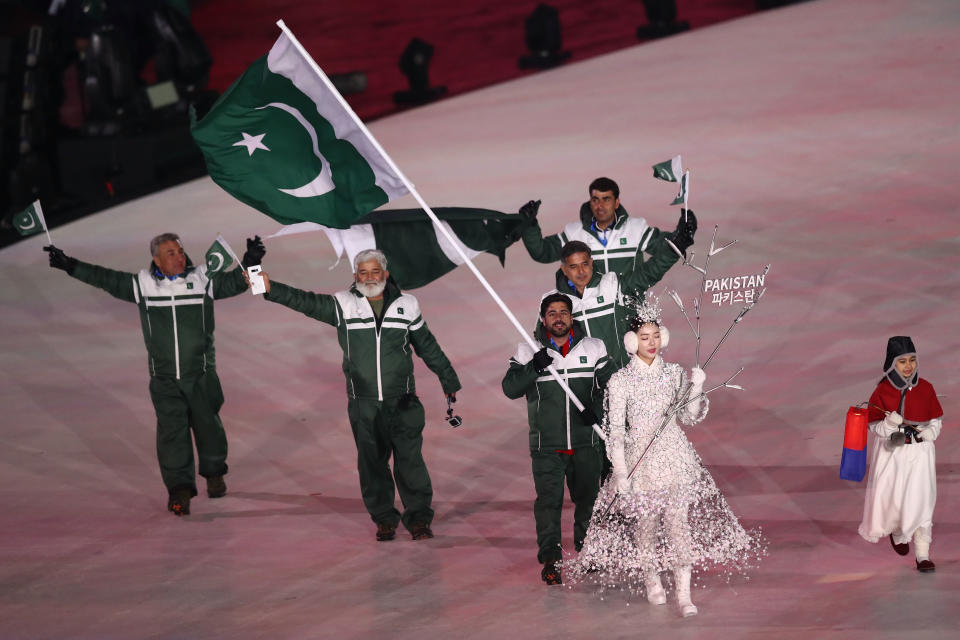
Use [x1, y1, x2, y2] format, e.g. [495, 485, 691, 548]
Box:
[44, 245, 77, 274]
[579, 407, 599, 426]
[241, 235, 266, 268]
[519, 199, 541, 222]
[531, 348, 553, 372]
[670, 209, 697, 253]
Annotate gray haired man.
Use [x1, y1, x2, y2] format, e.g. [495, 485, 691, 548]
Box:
[261, 249, 461, 542]
[43, 233, 264, 515]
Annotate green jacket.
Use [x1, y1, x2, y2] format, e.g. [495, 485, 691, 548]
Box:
[502, 321, 614, 451]
[522, 202, 670, 275]
[265, 278, 461, 401]
[70, 260, 248, 379]
[541, 240, 677, 368]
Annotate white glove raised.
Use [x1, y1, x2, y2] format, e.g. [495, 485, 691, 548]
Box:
[884, 411, 903, 427]
[690, 367, 706, 389]
[615, 473, 631, 494]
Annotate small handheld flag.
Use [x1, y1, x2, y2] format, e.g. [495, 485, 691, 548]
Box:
[204, 234, 240, 274]
[839, 406, 869, 482]
[652, 155, 683, 182]
[671, 171, 689, 207]
[14, 200, 52, 244]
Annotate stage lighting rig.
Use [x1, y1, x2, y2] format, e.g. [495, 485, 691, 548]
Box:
[393, 38, 446, 106]
[518, 4, 570, 70]
[636, 0, 689, 40]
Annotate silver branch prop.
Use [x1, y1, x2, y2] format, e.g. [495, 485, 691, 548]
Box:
[601, 367, 744, 518]
[602, 223, 769, 518]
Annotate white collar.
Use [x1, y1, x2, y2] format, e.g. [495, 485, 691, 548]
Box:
[629, 354, 662, 371]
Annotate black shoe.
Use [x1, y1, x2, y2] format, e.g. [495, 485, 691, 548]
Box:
[167, 489, 192, 516]
[206, 475, 227, 499]
[916, 559, 936, 572]
[541, 562, 562, 585]
[410, 523, 434, 540]
[889, 534, 910, 556]
[376, 522, 397, 542]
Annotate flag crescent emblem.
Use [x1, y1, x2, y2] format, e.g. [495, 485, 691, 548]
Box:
[257, 102, 335, 198]
[17, 213, 37, 230]
[207, 252, 224, 271]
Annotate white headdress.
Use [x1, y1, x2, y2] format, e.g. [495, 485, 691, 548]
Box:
[623, 292, 669, 354]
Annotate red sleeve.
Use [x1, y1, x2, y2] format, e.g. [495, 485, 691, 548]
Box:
[867, 382, 890, 422]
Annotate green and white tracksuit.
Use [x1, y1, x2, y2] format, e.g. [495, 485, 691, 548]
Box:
[69, 260, 248, 496]
[265, 278, 461, 531]
[541, 239, 678, 371]
[522, 202, 667, 275]
[501, 321, 614, 563]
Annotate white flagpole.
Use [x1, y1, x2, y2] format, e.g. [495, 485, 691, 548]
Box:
[276, 20, 604, 439]
[216, 233, 244, 268]
[682, 171, 690, 222]
[34, 200, 53, 245]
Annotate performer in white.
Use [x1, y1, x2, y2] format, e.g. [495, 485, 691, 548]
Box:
[858, 336, 943, 572]
[566, 297, 762, 617]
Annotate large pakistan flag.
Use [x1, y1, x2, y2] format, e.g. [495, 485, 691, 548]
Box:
[191, 33, 408, 228]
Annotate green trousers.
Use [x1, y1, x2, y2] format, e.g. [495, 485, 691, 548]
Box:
[347, 395, 433, 531]
[530, 446, 603, 563]
[149, 371, 229, 496]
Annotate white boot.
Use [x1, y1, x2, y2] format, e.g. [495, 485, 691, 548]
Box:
[676, 566, 698, 617]
[645, 570, 667, 605]
[914, 527, 935, 572]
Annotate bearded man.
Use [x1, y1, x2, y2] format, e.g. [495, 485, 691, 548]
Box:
[501, 293, 614, 585]
[260, 249, 461, 542]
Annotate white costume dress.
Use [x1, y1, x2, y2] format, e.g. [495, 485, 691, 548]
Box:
[858, 378, 942, 547]
[566, 354, 762, 591]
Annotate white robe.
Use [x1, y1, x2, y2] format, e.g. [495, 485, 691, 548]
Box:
[858, 417, 941, 544]
[565, 355, 763, 590]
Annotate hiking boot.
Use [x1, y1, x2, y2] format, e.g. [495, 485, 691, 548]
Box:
[889, 534, 909, 556]
[376, 522, 397, 542]
[410, 523, 434, 540]
[206, 475, 227, 499]
[167, 489, 192, 516]
[541, 562, 562, 585]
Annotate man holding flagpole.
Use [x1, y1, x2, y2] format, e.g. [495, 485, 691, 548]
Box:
[259, 249, 460, 542]
[518, 177, 697, 276]
[42, 233, 265, 516]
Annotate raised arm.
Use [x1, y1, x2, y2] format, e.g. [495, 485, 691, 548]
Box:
[501, 344, 548, 399]
[518, 200, 564, 264]
[262, 275, 341, 326]
[46, 246, 139, 303]
[618, 237, 680, 297]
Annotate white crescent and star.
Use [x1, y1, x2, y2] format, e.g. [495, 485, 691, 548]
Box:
[233, 132, 269, 156]
[207, 252, 224, 272]
[16, 214, 37, 231]
[230, 102, 335, 199]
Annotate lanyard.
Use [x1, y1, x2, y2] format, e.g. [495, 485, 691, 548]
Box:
[591, 219, 610, 246]
[549, 329, 573, 356]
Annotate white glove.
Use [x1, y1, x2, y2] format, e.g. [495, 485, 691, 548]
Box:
[884, 411, 903, 428]
[608, 437, 630, 494]
[689, 367, 706, 390]
[918, 420, 941, 442]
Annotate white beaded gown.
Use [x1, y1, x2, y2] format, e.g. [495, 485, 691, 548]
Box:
[565, 354, 763, 591]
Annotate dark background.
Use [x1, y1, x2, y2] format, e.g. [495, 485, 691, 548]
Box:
[0, 0, 802, 248]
